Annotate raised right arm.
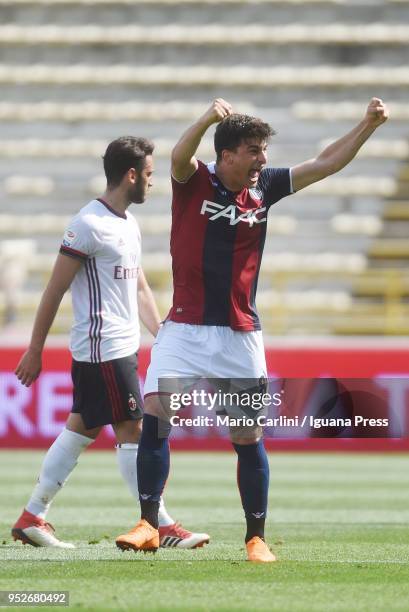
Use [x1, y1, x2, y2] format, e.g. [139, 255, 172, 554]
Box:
[171, 98, 233, 183]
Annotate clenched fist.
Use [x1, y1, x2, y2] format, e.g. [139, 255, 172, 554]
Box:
[200, 98, 233, 128]
[365, 98, 389, 128]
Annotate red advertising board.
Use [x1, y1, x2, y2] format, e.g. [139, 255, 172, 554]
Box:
[1, 344, 409, 451]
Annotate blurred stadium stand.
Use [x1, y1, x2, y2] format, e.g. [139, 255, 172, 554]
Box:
[0, 0, 408, 336]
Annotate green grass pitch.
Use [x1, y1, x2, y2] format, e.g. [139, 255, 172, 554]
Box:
[1, 451, 409, 611]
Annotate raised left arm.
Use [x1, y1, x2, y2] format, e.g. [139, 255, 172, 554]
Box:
[291, 98, 389, 192]
[137, 268, 161, 337]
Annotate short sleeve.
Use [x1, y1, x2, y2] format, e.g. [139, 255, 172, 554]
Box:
[171, 160, 209, 202]
[59, 214, 98, 261]
[257, 167, 294, 209]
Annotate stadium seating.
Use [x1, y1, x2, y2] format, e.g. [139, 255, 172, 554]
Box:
[0, 0, 408, 335]
[0, 65, 408, 87]
[293, 102, 409, 122]
[1, 23, 409, 45]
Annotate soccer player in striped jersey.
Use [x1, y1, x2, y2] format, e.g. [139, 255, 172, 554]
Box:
[115, 98, 389, 562]
[12, 136, 209, 550]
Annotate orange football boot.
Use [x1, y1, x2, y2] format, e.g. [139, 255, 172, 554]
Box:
[116, 519, 159, 553]
[246, 536, 276, 563]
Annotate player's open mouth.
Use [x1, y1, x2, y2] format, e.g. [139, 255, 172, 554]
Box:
[249, 170, 260, 182]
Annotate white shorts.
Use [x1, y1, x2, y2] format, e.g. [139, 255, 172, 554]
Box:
[144, 321, 267, 396]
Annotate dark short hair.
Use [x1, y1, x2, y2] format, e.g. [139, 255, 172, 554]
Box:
[214, 114, 275, 162]
[103, 136, 154, 186]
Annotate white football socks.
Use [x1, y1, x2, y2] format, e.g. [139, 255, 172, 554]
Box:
[115, 443, 174, 527]
[158, 496, 175, 527]
[26, 428, 94, 519]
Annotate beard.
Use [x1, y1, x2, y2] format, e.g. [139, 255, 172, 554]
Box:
[127, 178, 145, 204]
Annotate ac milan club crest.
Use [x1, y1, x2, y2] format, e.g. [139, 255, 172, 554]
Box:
[128, 393, 137, 412]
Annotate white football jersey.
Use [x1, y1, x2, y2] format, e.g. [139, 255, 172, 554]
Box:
[60, 198, 141, 362]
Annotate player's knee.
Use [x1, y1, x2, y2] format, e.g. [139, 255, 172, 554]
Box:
[144, 394, 172, 423]
[113, 418, 142, 444]
[66, 413, 101, 439]
[229, 426, 263, 445]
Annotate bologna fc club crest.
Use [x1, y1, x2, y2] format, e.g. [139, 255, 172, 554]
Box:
[128, 393, 137, 412]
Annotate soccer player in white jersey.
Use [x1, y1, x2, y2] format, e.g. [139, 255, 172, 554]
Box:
[12, 136, 209, 550]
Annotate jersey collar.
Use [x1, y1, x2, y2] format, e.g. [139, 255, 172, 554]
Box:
[207, 161, 246, 200]
[97, 198, 127, 219]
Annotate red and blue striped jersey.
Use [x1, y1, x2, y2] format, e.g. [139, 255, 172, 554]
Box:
[167, 161, 293, 331]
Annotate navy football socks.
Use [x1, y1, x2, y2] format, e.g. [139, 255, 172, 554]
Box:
[137, 414, 170, 530]
[233, 440, 269, 543]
